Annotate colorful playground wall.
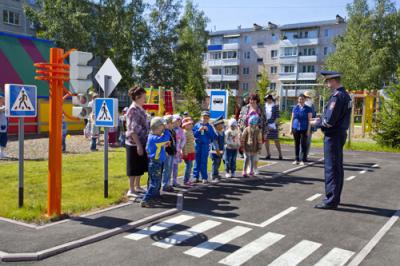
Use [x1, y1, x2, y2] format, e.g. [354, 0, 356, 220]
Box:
[0, 31, 84, 134]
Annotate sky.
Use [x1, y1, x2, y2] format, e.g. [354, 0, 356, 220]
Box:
[175, 0, 400, 31]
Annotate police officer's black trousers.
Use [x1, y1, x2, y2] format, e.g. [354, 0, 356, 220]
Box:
[323, 131, 347, 206]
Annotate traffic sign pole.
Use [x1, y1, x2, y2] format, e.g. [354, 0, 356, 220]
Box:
[18, 117, 24, 208]
[104, 75, 111, 198]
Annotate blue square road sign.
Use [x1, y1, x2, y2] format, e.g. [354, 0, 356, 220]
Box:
[94, 98, 118, 127]
[5, 84, 37, 117]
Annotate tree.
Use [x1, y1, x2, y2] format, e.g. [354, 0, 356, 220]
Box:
[139, 0, 181, 87]
[326, 0, 399, 91]
[256, 66, 270, 102]
[25, 0, 147, 90]
[374, 67, 400, 148]
[174, 0, 209, 103]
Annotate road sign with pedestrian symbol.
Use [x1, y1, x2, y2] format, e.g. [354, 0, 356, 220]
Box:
[5, 84, 37, 117]
[94, 98, 118, 127]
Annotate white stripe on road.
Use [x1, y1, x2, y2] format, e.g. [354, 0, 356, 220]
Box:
[314, 247, 355, 266]
[306, 193, 322, 202]
[359, 170, 367, 174]
[153, 220, 221, 249]
[124, 215, 194, 241]
[372, 164, 379, 168]
[184, 226, 252, 258]
[219, 232, 285, 266]
[260, 207, 297, 227]
[268, 240, 322, 266]
[348, 209, 400, 266]
[346, 176, 356, 181]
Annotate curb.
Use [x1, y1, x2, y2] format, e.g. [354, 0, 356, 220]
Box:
[0, 208, 180, 262]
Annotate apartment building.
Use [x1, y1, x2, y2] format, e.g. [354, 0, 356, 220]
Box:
[0, 0, 36, 36]
[204, 15, 346, 110]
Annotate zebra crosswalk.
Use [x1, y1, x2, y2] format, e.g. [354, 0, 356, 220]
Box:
[123, 214, 355, 266]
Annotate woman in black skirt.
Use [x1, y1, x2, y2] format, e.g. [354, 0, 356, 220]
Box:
[125, 86, 149, 197]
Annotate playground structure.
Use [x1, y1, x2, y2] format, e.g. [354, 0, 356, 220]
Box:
[143, 86, 174, 115]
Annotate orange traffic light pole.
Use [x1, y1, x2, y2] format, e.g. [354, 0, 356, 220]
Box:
[35, 48, 73, 216]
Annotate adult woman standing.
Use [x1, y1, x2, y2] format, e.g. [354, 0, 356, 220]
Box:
[238, 93, 266, 174]
[125, 86, 149, 196]
[263, 94, 283, 160]
[290, 94, 312, 165]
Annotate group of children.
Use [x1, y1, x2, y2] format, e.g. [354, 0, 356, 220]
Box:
[142, 110, 263, 207]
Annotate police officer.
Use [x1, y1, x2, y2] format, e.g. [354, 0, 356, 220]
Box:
[313, 71, 352, 210]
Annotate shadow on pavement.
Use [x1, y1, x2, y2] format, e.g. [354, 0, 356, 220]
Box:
[336, 203, 397, 217]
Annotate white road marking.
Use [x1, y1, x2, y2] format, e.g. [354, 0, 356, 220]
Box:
[372, 164, 379, 168]
[153, 220, 221, 249]
[359, 170, 367, 174]
[306, 193, 322, 202]
[184, 207, 297, 228]
[348, 209, 400, 266]
[314, 247, 355, 266]
[346, 176, 357, 181]
[124, 214, 194, 241]
[184, 226, 252, 258]
[219, 232, 285, 266]
[268, 240, 322, 266]
[260, 207, 297, 227]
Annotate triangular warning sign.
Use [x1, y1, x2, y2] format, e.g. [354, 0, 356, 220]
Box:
[11, 88, 34, 111]
[96, 101, 112, 121]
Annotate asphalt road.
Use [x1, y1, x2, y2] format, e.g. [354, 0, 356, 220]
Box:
[5, 148, 400, 266]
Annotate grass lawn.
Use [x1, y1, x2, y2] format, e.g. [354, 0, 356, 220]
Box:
[0, 149, 267, 224]
[279, 136, 400, 153]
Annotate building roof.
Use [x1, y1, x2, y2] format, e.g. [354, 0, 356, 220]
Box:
[208, 18, 346, 36]
[279, 19, 342, 30]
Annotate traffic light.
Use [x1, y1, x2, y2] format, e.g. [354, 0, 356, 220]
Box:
[71, 94, 92, 119]
[69, 51, 93, 119]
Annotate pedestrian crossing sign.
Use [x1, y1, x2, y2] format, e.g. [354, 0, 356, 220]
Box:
[5, 84, 37, 117]
[94, 98, 118, 127]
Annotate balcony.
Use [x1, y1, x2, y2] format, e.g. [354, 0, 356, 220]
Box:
[279, 38, 319, 47]
[298, 72, 317, 80]
[207, 75, 239, 82]
[207, 43, 240, 51]
[298, 55, 317, 63]
[279, 56, 298, 64]
[207, 58, 240, 67]
[279, 73, 297, 81]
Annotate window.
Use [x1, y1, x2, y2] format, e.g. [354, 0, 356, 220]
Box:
[257, 42, 264, 47]
[302, 48, 316, 56]
[324, 47, 329, 55]
[270, 83, 276, 90]
[270, 66, 277, 74]
[271, 33, 278, 42]
[256, 74, 262, 80]
[244, 35, 251, 44]
[282, 47, 297, 56]
[211, 68, 222, 75]
[211, 83, 220, 89]
[324, 29, 331, 37]
[224, 66, 238, 75]
[209, 52, 221, 60]
[223, 51, 237, 59]
[282, 65, 295, 73]
[257, 57, 263, 63]
[271, 50, 278, 58]
[243, 67, 250, 75]
[242, 83, 249, 90]
[3, 10, 20, 25]
[244, 51, 251, 59]
[301, 65, 315, 73]
[304, 31, 308, 38]
[210, 36, 223, 44]
[223, 37, 239, 44]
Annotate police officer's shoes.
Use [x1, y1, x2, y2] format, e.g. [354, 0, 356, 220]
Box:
[314, 203, 337, 210]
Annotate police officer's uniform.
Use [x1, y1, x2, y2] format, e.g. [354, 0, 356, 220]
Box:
[315, 71, 352, 209]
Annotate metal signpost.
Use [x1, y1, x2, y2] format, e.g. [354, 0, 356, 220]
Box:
[95, 58, 121, 198]
[5, 84, 37, 208]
